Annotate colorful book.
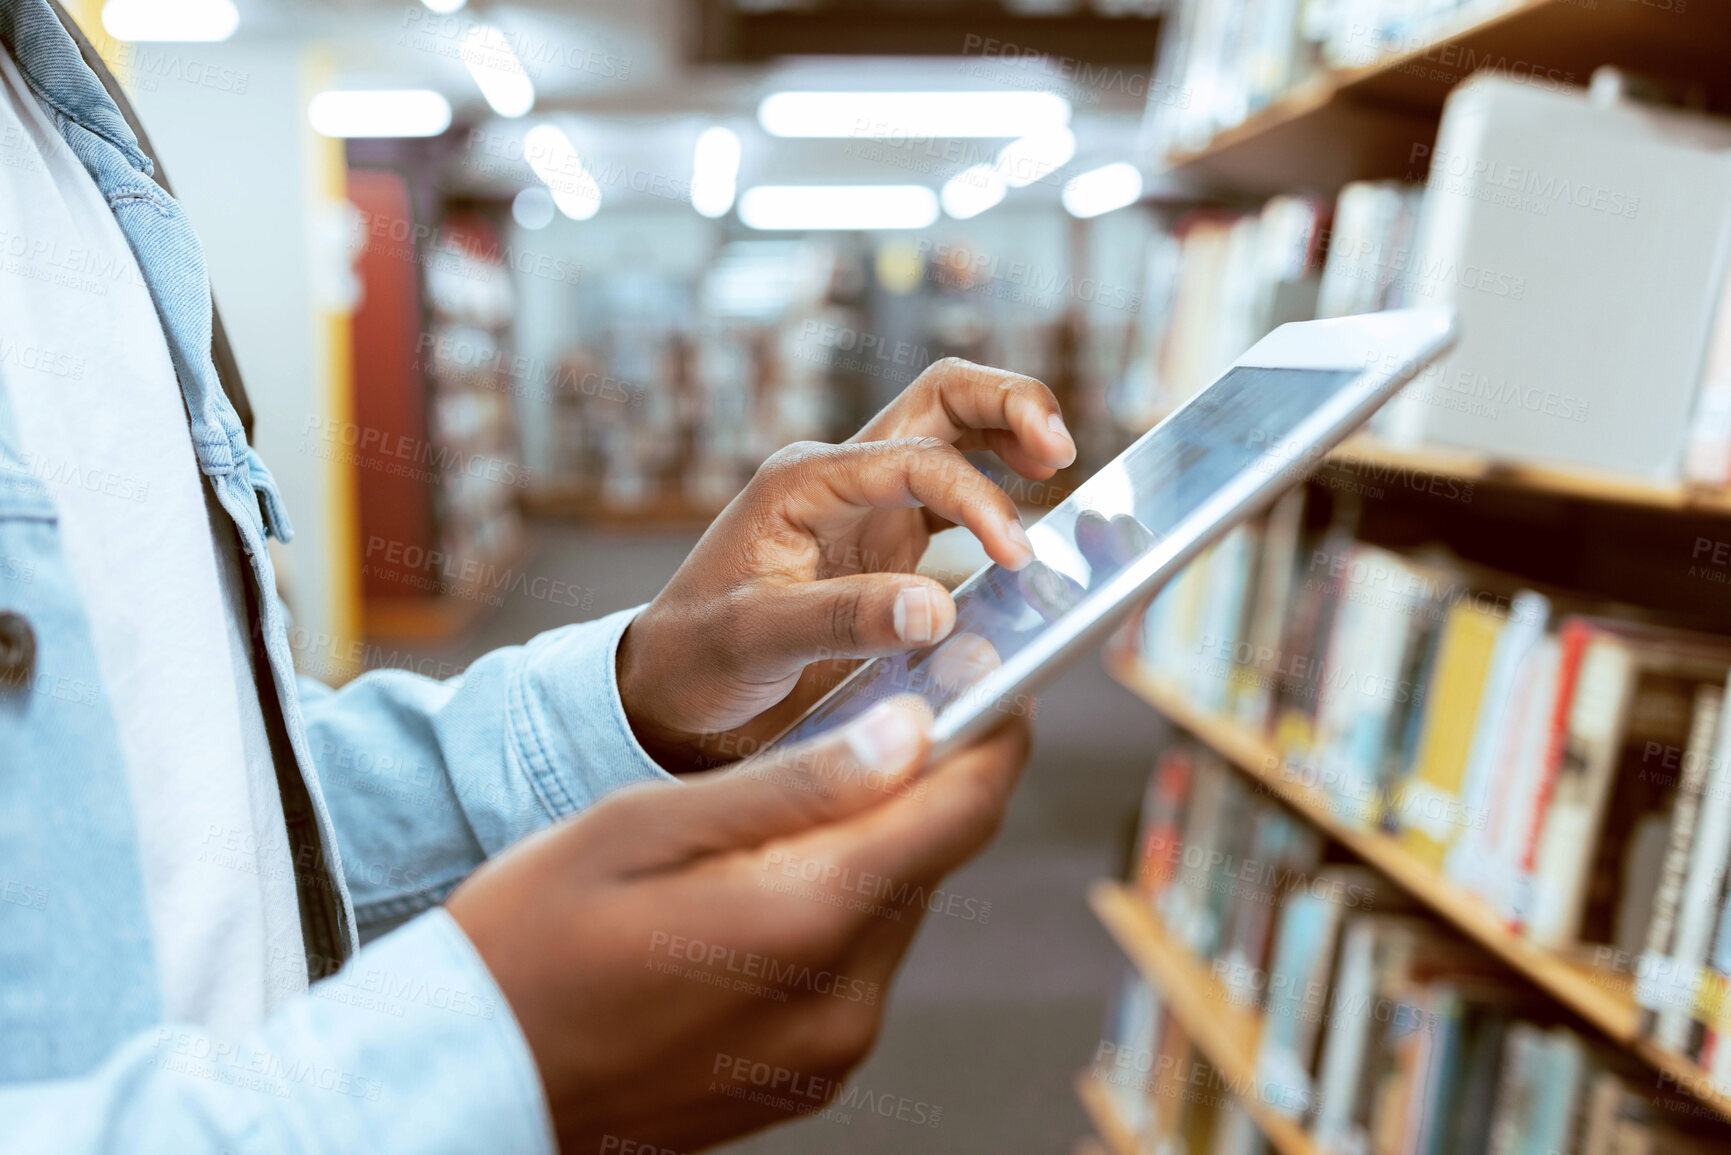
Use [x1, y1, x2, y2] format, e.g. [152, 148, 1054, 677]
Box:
[1394, 600, 1505, 870]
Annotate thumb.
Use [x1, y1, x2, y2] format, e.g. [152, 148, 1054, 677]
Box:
[607, 696, 934, 873]
[748, 573, 957, 671]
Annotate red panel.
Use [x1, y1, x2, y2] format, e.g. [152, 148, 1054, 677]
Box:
[348, 168, 435, 600]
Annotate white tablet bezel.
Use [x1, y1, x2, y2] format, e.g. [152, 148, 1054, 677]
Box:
[776, 307, 1459, 758]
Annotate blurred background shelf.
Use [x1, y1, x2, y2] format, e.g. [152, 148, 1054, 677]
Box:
[1326, 437, 1731, 515]
[1102, 643, 1731, 1126]
[1085, 880, 1323, 1155]
[1073, 1069, 1142, 1155]
[696, 0, 1164, 65]
[361, 529, 540, 646]
[522, 486, 731, 530]
[1164, 0, 1731, 194]
[1069, 1135, 1118, 1155]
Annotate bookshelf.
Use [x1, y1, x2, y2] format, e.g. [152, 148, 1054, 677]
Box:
[1097, 642, 1731, 1130]
[522, 485, 729, 529]
[1326, 437, 1731, 516]
[1073, 1069, 1142, 1155]
[1165, 0, 1731, 193]
[1087, 880, 1324, 1155]
[1086, 1, 1731, 1149]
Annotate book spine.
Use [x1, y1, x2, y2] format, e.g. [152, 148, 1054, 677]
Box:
[1635, 686, 1722, 1036]
[1655, 670, 1731, 1052]
[1511, 619, 1593, 932]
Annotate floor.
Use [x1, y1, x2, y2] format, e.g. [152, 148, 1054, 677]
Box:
[388, 523, 1171, 1154]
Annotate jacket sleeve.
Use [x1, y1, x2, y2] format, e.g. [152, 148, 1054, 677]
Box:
[298, 606, 675, 940]
[0, 909, 554, 1155]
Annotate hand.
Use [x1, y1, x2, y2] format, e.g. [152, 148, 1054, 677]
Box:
[445, 698, 1029, 1153]
[618, 357, 1076, 768]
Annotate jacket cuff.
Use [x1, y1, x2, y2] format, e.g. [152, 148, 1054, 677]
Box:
[512, 605, 677, 819]
[269, 908, 555, 1154]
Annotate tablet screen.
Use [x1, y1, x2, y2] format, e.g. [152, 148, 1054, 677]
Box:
[778, 365, 1364, 746]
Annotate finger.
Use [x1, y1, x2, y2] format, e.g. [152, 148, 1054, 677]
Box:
[768, 438, 1033, 571]
[795, 719, 1031, 894]
[973, 425, 1065, 480]
[600, 697, 935, 874]
[749, 572, 958, 666]
[851, 357, 1076, 473]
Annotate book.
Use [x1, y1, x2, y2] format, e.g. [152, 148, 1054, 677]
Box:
[1162, 750, 1231, 950]
[1207, 1099, 1269, 1155]
[1631, 682, 1721, 1030]
[1147, 0, 1483, 160]
[1683, 243, 1731, 486]
[1316, 181, 1424, 321]
[1473, 635, 1562, 927]
[1254, 867, 1375, 1117]
[1393, 599, 1505, 870]
[1656, 668, 1731, 1051]
[1310, 914, 1385, 1148]
[1135, 747, 1195, 900]
[1310, 545, 1436, 827]
[1235, 488, 1308, 732]
[1195, 524, 1262, 715]
[1530, 627, 1731, 951]
[1445, 590, 1551, 895]
[1511, 618, 1597, 933]
[1217, 808, 1324, 1009]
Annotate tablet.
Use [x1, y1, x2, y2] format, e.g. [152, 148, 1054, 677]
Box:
[771, 307, 1459, 759]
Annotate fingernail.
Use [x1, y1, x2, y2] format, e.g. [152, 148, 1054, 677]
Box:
[1004, 520, 1034, 570]
[845, 701, 925, 771]
[894, 585, 936, 644]
[1046, 412, 1077, 466]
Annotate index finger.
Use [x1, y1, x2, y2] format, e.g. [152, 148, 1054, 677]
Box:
[851, 357, 1076, 478]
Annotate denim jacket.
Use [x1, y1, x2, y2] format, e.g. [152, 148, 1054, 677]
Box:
[0, 1, 673, 1149]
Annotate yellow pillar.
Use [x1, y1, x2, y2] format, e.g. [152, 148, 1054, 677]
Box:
[303, 49, 363, 682]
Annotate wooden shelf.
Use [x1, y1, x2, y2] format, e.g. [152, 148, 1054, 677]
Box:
[1166, 0, 1731, 193]
[1327, 437, 1731, 516]
[1073, 1069, 1141, 1155]
[1104, 425, 1731, 518]
[522, 485, 729, 529]
[1086, 880, 1323, 1155]
[1104, 646, 1731, 1124]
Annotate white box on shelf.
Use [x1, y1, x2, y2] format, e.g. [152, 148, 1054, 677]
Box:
[1381, 74, 1731, 482]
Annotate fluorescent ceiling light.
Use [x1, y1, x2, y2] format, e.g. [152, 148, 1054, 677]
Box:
[738, 186, 940, 231]
[525, 124, 601, 221]
[941, 165, 1006, 221]
[1062, 162, 1143, 219]
[461, 25, 535, 119]
[512, 187, 555, 231]
[759, 91, 1069, 139]
[996, 128, 1075, 188]
[422, 0, 465, 12]
[308, 90, 452, 139]
[102, 0, 237, 41]
[691, 126, 742, 219]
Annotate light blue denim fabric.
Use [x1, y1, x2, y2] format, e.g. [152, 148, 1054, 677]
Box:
[0, 0, 674, 1148]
